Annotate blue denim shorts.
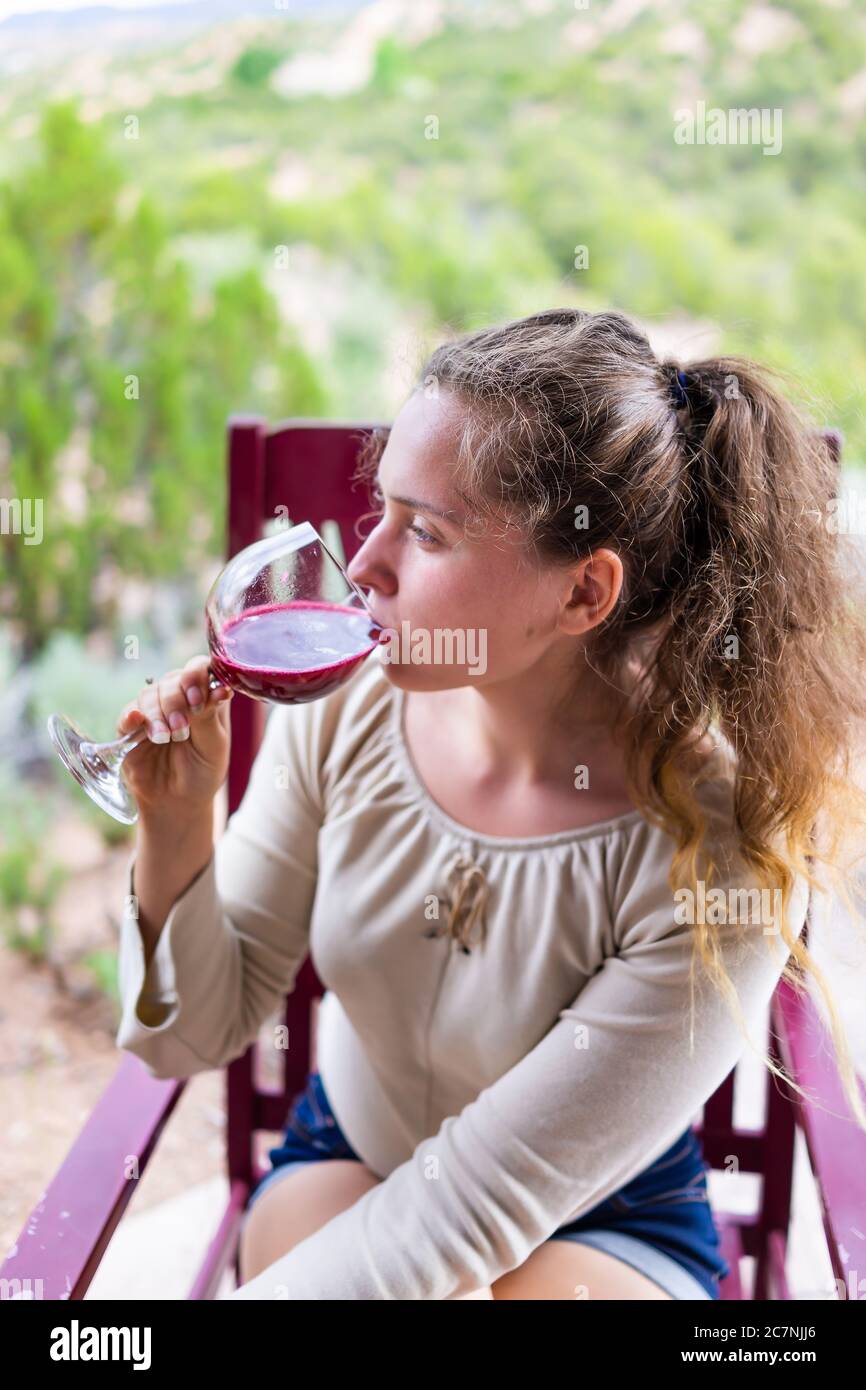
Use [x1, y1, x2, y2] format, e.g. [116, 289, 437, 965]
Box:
[244, 1070, 728, 1300]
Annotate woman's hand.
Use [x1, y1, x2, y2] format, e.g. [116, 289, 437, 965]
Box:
[116, 655, 234, 818]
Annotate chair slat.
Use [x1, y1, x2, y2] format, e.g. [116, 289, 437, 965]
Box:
[717, 1215, 745, 1299]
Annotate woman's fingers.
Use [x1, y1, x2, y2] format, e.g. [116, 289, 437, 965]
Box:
[133, 673, 176, 743]
[180, 654, 214, 715]
[116, 704, 148, 738]
[116, 661, 234, 745]
[156, 671, 194, 742]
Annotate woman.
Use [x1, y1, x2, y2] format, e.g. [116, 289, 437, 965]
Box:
[114, 308, 866, 1300]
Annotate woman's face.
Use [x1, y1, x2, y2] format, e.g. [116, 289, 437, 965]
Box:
[346, 387, 622, 693]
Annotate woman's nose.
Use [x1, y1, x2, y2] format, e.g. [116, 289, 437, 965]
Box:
[348, 529, 377, 578]
[347, 545, 380, 592]
[346, 549, 367, 587]
[347, 542, 396, 606]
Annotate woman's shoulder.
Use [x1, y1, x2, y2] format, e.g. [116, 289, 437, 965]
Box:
[617, 728, 738, 841]
[611, 731, 742, 891]
[673, 727, 739, 824]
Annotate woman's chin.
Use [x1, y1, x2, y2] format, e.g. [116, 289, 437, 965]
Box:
[372, 657, 483, 694]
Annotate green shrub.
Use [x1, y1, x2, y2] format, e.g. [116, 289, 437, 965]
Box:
[0, 777, 68, 960]
[231, 46, 283, 88]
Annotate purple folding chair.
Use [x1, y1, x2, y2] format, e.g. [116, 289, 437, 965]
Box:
[4, 421, 863, 1302]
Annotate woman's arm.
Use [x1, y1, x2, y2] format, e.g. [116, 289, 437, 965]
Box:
[131, 811, 216, 972]
[115, 700, 324, 1079]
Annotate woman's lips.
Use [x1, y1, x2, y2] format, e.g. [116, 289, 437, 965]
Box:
[367, 612, 392, 640]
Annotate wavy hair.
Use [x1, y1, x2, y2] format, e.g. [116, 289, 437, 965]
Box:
[353, 306, 866, 1132]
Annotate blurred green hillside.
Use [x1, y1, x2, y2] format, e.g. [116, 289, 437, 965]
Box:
[0, 0, 864, 664]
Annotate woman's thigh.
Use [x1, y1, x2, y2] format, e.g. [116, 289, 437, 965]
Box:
[240, 1163, 671, 1300]
[240, 1160, 496, 1298]
[238, 1159, 381, 1285]
[490, 1238, 674, 1301]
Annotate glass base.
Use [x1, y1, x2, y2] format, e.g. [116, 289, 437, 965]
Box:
[47, 714, 139, 825]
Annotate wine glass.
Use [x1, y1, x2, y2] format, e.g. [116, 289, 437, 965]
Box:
[46, 521, 383, 826]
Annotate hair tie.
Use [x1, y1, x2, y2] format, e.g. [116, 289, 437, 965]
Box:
[671, 368, 689, 409]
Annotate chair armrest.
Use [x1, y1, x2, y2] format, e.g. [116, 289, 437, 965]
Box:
[0, 1054, 186, 1300]
[773, 975, 866, 1299]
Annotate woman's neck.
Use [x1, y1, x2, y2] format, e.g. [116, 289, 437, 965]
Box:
[427, 656, 636, 791]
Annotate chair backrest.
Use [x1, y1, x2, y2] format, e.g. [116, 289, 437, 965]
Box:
[223, 416, 846, 1205]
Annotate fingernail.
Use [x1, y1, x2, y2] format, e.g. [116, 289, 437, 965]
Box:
[171, 724, 190, 742]
[168, 711, 187, 732]
[150, 722, 171, 744]
[187, 686, 203, 707]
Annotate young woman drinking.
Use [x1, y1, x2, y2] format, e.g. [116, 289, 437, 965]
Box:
[114, 308, 866, 1300]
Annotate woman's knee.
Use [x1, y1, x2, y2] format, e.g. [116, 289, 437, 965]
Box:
[239, 1160, 381, 1285]
[490, 1239, 674, 1300]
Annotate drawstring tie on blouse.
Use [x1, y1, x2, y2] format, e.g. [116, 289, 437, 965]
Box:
[422, 853, 490, 954]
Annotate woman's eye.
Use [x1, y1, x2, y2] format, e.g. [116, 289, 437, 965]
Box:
[408, 522, 438, 546]
[368, 488, 437, 545]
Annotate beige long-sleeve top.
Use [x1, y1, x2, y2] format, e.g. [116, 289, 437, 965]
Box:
[115, 652, 810, 1300]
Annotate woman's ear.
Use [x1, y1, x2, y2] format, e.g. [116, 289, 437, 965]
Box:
[559, 548, 624, 637]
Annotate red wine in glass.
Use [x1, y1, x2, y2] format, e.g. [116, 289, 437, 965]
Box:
[46, 521, 383, 825]
[207, 599, 380, 703]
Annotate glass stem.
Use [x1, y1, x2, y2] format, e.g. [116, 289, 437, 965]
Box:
[82, 722, 148, 775]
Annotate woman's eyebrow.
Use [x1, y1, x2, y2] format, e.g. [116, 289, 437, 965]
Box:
[389, 492, 461, 523]
[374, 469, 463, 524]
